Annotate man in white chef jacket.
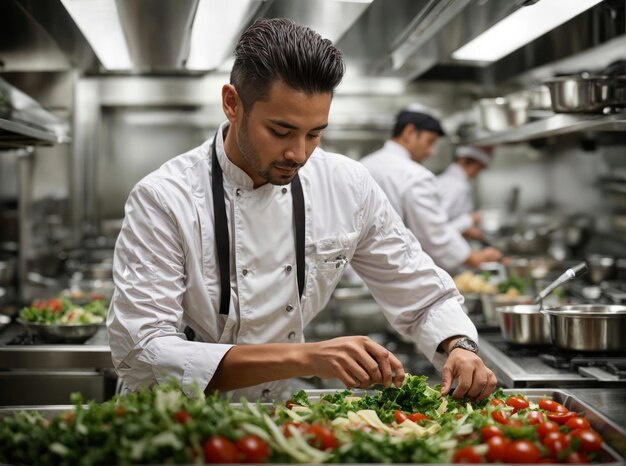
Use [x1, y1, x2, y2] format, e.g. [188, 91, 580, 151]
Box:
[360, 107, 502, 273]
[438, 146, 492, 241]
[108, 18, 497, 403]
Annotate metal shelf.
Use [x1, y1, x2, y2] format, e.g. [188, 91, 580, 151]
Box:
[0, 117, 62, 147]
[462, 112, 626, 145]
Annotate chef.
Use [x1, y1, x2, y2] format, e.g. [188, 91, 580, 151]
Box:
[438, 145, 492, 241]
[108, 18, 496, 403]
[360, 106, 502, 272]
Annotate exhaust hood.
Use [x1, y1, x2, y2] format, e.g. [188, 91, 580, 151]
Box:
[0, 77, 69, 148]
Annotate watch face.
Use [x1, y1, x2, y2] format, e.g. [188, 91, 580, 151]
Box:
[455, 338, 478, 353]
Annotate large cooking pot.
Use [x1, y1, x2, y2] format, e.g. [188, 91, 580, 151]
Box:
[541, 305, 626, 352]
[496, 304, 551, 345]
[543, 75, 625, 113]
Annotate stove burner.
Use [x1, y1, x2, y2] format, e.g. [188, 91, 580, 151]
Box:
[606, 361, 626, 379]
[491, 340, 551, 358]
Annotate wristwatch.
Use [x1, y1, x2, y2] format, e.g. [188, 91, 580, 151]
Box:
[448, 337, 479, 355]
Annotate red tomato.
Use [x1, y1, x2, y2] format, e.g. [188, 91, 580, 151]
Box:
[547, 411, 576, 424]
[452, 446, 483, 463]
[235, 435, 269, 463]
[306, 425, 338, 450]
[490, 398, 505, 406]
[114, 405, 126, 417]
[569, 429, 603, 453]
[491, 409, 509, 425]
[538, 399, 568, 413]
[394, 409, 408, 424]
[282, 421, 307, 438]
[566, 451, 589, 463]
[486, 435, 509, 462]
[543, 431, 569, 456]
[504, 440, 540, 464]
[536, 421, 561, 438]
[89, 292, 105, 301]
[508, 419, 524, 428]
[407, 412, 431, 422]
[506, 395, 529, 413]
[285, 400, 295, 409]
[481, 425, 504, 440]
[174, 410, 191, 424]
[47, 298, 63, 313]
[203, 435, 239, 464]
[564, 416, 591, 431]
[526, 411, 546, 425]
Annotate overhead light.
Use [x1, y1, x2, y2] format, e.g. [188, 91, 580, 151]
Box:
[60, 0, 132, 70]
[186, 0, 258, 71]
[452, 0, 604, 62]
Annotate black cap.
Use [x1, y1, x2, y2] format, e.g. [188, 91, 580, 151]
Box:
[395, 110, 445, 136]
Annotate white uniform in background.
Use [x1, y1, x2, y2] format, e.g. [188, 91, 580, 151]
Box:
[108, 122, 477, 401]
[437, 163, 474, 233]
[360, 140, 471, 272]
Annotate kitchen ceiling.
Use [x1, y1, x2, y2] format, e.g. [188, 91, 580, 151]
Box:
[3, 0, 624, 85]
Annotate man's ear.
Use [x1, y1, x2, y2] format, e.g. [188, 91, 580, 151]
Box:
[222, 84, 242, 123]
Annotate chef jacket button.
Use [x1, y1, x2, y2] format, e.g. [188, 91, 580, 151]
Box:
[242, 268, 248, 276]
[236, 188, 242, 196]
[286, 304, 294, 312]
[262, 389, 271, 399]
[281, 187, 288, 194]
[285, 264, 293, 272]
[288, 331, 296, 340]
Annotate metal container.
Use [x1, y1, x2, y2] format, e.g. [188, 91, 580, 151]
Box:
[478, 97, 528, 132]
[505, 256, 559, 280]
[0, 258, 16, 286]
[16, 319, 102, 344]
[334, 287, 387, 335]
[586, 254, 616, 284]
[496, 304, 551, 345]
[542, 305, 626, 352]
[543, 75, 623, 113]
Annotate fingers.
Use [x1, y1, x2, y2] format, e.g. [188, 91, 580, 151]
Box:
[389, 353, 405, 388]
[440, 365, 453, 395]
[444, 352, 498, 401]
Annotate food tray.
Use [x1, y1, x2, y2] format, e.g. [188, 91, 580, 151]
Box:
[1, 389, 624, 465]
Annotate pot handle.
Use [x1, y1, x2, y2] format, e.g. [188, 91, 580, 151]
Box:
[535, 262, 588, 303]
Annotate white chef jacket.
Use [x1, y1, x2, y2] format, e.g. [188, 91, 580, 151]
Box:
[360, 141, 471, 272]
[108, 123, 477, 401]
[437, 163, 475, 233]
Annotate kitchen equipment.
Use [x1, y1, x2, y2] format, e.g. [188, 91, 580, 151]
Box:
[0, 258, 16, 286]
[478, 96, 528, 132]
[16, 319, 102, 344]
[334, 286, 387, 335]
[543, 74, 625, 113]
[0, 313, 9, 332]
[496, 304, 551, 345]
[542, 305, 626, 352]
[505, 256, 560, 280]
[586, 254, 616, 284]
[535, 262, 587, 303]
[527, 85, 552, 110]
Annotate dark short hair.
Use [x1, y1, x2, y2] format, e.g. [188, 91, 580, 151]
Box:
[231, 18, 345, 111]
[392, 110, 445, 138]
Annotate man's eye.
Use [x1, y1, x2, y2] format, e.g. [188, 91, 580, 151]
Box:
[271, 128, 289, 138]
[307, 133, 321, 140]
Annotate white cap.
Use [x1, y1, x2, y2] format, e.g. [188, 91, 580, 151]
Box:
[455, 146, 492, 166]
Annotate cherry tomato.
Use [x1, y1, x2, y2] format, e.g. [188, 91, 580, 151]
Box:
[569, 429, 603, 453]
[47, 298, 63, 313]
[306, 425, 338, 450]
[543, 431, 569, 456]
[407, 412, 431, 423]
[394, 409, 408, 424]
[506, 395, 529, 413]
[203, 435, 239, 464]
[452, 446, 483, 463]
[546, 411, 576, 424]
[174, 410, 191, 424]
[89, 292, 105, 301]
[564, 416, 591, 431]
[504, 440, 540, 464]
[491, 409, 509, 425]
[508, 419, 524, 428]
[536, 421, 561, 438]
[114, 405, 126, 417]
[282, 421, 307, 437]
[481, 425, 504, 441]
[538, 399, 568, 413]
[235, 435, 269, 463]
[285, 400, 295, 409]
[486, 435, 509, 462]
[490, 398, 505, 407]
[565, 451, 589, 463]
[526, 411, 546, 425]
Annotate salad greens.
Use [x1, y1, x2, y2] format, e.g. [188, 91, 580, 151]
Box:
[19, 296, 107, 325]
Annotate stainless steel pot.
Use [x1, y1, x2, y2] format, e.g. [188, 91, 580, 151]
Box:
[585, 254, 616, 284]
[478, 97, 528, 132]
[543, 75, 624, 113]
[505, 256, 560, 280]
[542, 305, 626, 352]
[496, 304, 551, 345]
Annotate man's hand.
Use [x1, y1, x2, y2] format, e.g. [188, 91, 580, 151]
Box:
[470, 211, 481, 225]
[306, 336, 405, 389]
[440, 346, 497, 402]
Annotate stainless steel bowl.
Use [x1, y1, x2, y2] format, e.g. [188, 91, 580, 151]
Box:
[542, 305, 626, 352]
[496, 304, 551, 345]
[16, 319, 102, 343]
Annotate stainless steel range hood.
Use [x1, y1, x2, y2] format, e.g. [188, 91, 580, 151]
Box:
[0, 77, 69, 148]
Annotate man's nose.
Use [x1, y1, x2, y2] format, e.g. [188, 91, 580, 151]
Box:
[284, 138, 307, 164]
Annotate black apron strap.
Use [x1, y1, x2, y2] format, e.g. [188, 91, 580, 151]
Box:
[211, 137, 231, 315]
[210, 132, 306, 316]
